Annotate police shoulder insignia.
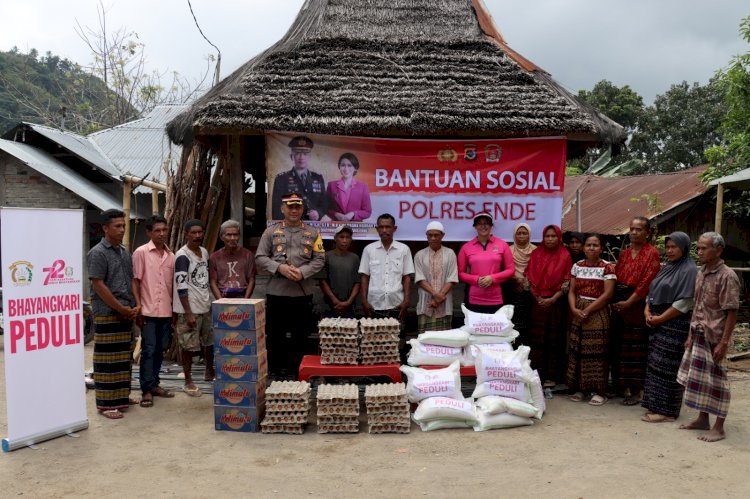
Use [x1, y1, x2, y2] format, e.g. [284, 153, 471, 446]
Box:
[313, 233, 325, 253]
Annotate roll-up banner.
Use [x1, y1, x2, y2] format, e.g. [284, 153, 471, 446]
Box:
[1, 207, 88, 452]
[266, 132, 566, 241]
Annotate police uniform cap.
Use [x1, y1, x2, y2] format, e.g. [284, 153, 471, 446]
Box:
[282, 192, 305, 205]
[288, 136, 314, 151]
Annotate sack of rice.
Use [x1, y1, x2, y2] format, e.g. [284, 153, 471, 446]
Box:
[418, 328, 470, 348]
[473, 408, 534, 431]
[407, 339, 462, 366]
[413, 396, 478, 424]
[461, 342, 513, 366]
[461, 304, 514, 336]
[474, 395, 538, 418]
[400, 360, 463, 403]
[474, 345, 532, 384]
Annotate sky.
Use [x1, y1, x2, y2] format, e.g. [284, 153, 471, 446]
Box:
[0, 0, 747, 104]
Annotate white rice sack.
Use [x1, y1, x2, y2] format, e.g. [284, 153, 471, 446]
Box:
[413, 397, 478, 424]
[461, 342, 513, 366]
[461, 304, 514, 336]
[474, 345, 532, 384]
[417, 420, 473, 432]
[418, 329, 470, 347]
[473, 410, 534, 431]
[475, 396, 538, 418]
[472, 379, 529, 401]
[528, 369, 546, 420]
[407, 339, 462, 366]
[467, 330, 519, 344]
[400, 360, 464, 403]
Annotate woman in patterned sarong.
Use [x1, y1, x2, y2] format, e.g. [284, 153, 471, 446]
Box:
[566, 234, 616, 406]
[610, 217, 662, 404]
[641, 232, 697, 422]
[524, 225, 572, 387]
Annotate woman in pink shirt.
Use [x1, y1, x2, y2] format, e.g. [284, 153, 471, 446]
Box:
[326, 152, 372, 221]
[458, 213, 515, 313]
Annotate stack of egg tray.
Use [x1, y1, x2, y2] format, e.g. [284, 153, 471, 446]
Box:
[365, 383, 410, 434]
[318, 318, 359, 365]
[316, 384, 360, 433]
[359, 318, 400, 365]
[261, 381, 311, 434]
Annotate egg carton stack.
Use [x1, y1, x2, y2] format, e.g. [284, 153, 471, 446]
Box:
[365, 383, 410, 434]
[359, 317, 401, 365]
[260, 381, 311, 434]
[316, 384, 360, 433]
[318, 318, 359, 365]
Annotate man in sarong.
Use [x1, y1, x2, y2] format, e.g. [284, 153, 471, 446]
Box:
[413, 221, 458, 334]
[677, 232, 740, 442]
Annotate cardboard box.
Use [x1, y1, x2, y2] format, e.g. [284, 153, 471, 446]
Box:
[214, 404, 265, 432]
[215, 351, 268, 382]
[212, 298, 265, 330]
[214, 327, 266, 356]
[214, 378, 266, 407]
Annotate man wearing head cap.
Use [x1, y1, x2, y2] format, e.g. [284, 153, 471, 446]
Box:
[413, 221, 459, 334]
[256, 193, 326, 378]
[320, 225, 360, 318]
[271, 136, 327, 221]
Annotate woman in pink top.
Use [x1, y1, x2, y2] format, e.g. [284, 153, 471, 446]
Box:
[458, 213, 515, 313]
[326, 152, 372, 221]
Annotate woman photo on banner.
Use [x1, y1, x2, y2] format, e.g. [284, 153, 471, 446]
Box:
[325, 152, 372, 222]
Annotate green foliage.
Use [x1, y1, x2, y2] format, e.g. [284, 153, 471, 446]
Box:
[0, 49, 133, 133]
[577, 80, 644, 130]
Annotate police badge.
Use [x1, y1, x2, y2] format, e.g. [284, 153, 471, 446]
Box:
[464, 144, 477, 161]
[485, 144, 502, 163]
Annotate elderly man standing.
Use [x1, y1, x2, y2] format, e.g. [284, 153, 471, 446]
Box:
[87, 209, 139, 419]
[413, 221, 458, 334]
[677, 232, 740, 442]
[173, 219, 213, 396]
[209, 220, 256, 299]
[256, 193, 326, 378]
[132, 215, 175, 407]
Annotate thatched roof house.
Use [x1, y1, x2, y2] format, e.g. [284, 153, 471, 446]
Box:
[168, 0, 624, 153]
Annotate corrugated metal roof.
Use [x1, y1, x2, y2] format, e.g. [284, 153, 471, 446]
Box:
[0, 139, 122, 212]
[19, 122, 121, 179]
[89, 105, 186, 193]
[562, 166, 709, 235]
[709, 166, 750, 190]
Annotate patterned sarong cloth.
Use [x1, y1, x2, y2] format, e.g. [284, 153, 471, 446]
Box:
[93, 316, 134, 411]
[677, 324, 731, 418]
[611, 285, 650, 393]
[641, 303, 690, 418]
[566, 297, 610, 393]
[526, 298, 565, 383]
[417, 314, 452, 335]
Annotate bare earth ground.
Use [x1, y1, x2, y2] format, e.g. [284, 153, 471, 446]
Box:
[1, 343, 749, 499]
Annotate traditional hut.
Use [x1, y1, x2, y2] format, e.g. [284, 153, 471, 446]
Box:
[167, 0, 625, 243]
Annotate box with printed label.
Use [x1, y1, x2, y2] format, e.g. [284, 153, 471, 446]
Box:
[214, 404, 265, 432]
[214, 378, 266, 407]
[212, 298, 266, 330]
[214, 327, 266, 356]
[215, 351, 268, 382]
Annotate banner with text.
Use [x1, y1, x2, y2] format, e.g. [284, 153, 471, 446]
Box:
[266, 133, 566, 241]
[1, 207, 87, 452]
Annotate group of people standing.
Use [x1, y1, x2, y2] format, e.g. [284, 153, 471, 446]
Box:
[87, 211, 256, 419]
[506, 218, 740, 442]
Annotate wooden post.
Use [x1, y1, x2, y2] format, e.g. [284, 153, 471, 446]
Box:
[152, 189, 160, 215]
[715, 183, 724, 233]
[229, 135, 244, 240]
[123, 179, 132, 250]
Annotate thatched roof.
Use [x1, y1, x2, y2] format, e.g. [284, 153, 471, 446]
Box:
[167, 0, 625, 146]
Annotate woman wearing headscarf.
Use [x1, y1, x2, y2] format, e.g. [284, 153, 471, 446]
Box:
[524, 225, 573, 387]
[611, 216, 662, 405]
[503, 223, 536, 340]
[641, 232, 697, 423]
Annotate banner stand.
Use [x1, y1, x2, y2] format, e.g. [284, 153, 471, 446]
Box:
[3, 420, 89, 452]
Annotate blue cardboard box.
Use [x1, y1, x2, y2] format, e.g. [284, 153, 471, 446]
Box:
[214, 378, 266, 407]
[215, 351, 268, 382]
[214, 404, 265, 432]
[214, 327, 266, 356]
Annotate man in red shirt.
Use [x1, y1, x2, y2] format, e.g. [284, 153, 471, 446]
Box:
[209, 220, 256, 299]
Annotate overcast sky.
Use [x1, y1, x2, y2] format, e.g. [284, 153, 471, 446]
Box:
[1, 0, 747, 104]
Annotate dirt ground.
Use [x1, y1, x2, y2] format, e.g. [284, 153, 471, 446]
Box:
[1, 343, 749, 499]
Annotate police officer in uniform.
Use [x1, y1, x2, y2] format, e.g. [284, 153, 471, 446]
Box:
[271, 136, 327, 221]
[256, 193, 326, 378]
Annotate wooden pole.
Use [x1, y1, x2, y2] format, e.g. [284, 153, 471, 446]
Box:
[715, 183, 724, 233]
[229, 135, 244, 240]
[123, 179, 132, 250]
[122, 174, 166, 192]
[152, 190, 160, 215]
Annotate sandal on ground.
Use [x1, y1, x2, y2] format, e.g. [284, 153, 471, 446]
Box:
[622, 396, 641, 406]
[100, 409, 124, 420]
[204, 372, 216, 382]
[140, 395, 154, 408]
[543, 380, 556, 389]
[183, 384, 202, 397]
[569, 392, 585, 402]
[589, 394, 607, 406]
[128, 397, 140, 406]
[152, 386, 175, 398]
[641, 413, 675, 423]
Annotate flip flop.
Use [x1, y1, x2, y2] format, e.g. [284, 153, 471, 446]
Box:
[569, 392, 585, 402]
[641, 413, 675, 423]
[101, 409, 124, 420]
[140, 396, 154, 408]
[152, 387, 175, 398]
[589, 394, 607, 406]
[128, 397, 140, 406]
[183, 385, 202, 397]
[622, 397, 640, 406]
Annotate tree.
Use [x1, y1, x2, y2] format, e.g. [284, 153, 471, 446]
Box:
[577, 80, 644, 131]
[628, 80, 725, 173]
